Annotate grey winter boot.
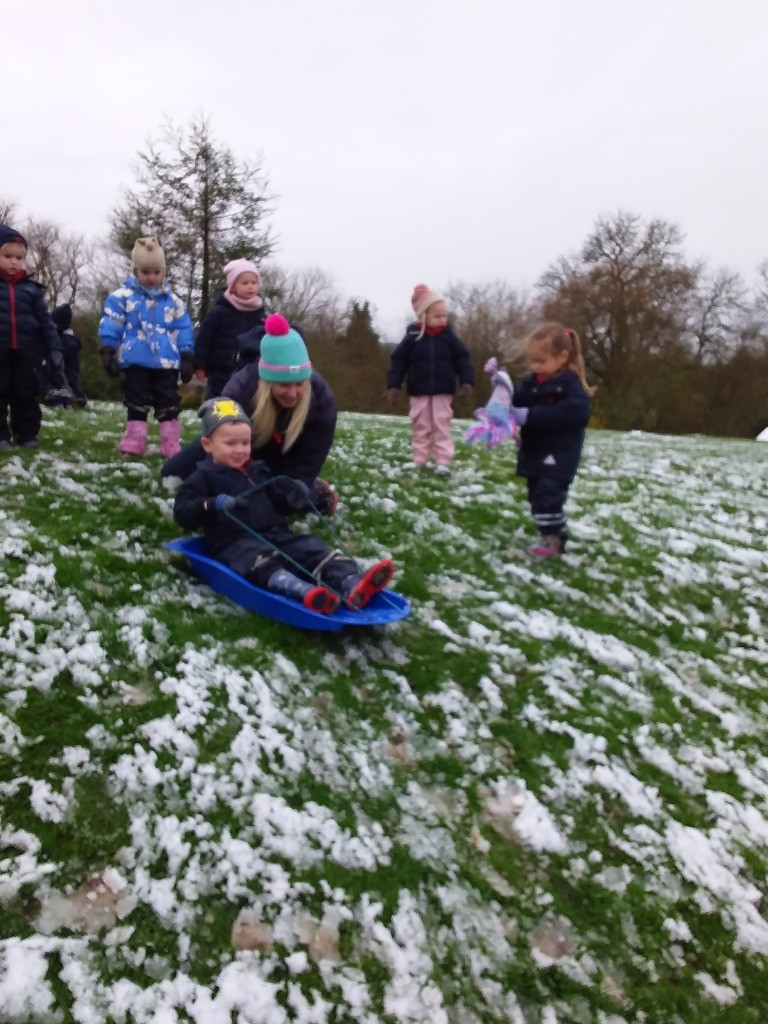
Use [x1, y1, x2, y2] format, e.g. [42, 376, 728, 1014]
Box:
[267, 568, 340, 615]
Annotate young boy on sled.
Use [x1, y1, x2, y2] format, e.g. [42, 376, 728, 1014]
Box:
[173, 399, 394, 614]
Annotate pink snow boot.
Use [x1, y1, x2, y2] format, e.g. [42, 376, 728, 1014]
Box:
[159, 419, 182, 458]
[118, 420, 148, 456]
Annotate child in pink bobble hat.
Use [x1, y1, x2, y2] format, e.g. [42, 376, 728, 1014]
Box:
[193, 258, 267, 400]
[386, 283, 474, 476]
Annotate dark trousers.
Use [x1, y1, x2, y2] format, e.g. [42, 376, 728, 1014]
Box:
[527, 476, 570, 539]
[205, 368, 233, 401]
[63, 350, 87, 404]
[223, 531, 358, 591]
[0, 348, 42, 443]
[122, 366, 180, 422]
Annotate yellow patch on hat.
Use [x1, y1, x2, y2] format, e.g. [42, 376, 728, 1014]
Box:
[210, 399, 242, 420]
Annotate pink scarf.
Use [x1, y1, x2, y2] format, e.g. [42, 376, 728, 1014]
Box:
[224, 290, 263, 313]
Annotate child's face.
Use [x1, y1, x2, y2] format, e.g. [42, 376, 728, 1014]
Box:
[528, 340, 569, 379]
[231, 272, 260, 301]
[136, 267, 164, 288]
[0, 242, 27, 277]
[424, 301, 447, 330]
[201, 421, 252, 469]
[270, 381, 307, 409]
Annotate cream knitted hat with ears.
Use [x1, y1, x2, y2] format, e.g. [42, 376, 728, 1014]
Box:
[410, 283, 444, 319]
[131, 236, 166, 276]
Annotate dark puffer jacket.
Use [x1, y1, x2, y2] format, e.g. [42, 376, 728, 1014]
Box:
[222, 363, 337, 485]
[194, 292, 267, 375]
[174, 458, 298, 557]
[0, 273, 61, 355]
[515, 369, 591, 483]
[386, 323, 474, 396]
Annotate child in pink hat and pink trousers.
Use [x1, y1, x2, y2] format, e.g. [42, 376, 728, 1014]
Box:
[386, 284, 474, 476]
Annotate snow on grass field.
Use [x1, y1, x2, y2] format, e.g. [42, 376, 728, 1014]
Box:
[2, 402, 768, 1023]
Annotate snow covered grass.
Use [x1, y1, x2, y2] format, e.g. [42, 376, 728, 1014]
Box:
[2, 402, 768, 1023]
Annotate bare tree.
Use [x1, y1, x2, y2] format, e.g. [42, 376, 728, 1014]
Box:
[446, 280, 532, 376]
[0, 198, 19, 226]
[24, 218, 92, 307]
[538, 211, 697, 427]
[259, 264, 345, 333]
[686, 267, 746, 363]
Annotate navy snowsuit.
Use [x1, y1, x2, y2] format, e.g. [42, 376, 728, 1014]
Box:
[0, 271, 62, 443]
[173, 457, 356, 589]
[514, 369, 591, 541]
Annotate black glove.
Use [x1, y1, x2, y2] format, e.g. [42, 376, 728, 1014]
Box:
[313, 479, 338, 516]
[269, 477, 311, 512]
[100, 347, 120, 378]
[180, 353, 194, 384]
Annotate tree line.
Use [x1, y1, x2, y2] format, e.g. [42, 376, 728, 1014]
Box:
[4, 116, 767, 436]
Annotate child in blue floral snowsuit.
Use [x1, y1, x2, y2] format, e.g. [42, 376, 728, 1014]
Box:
[98, 237, 194, 457]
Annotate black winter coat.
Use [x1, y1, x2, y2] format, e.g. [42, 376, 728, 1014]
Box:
[194, 292, 267, 374]
[515, 369, 591, 482]
[174, 458, 299, 562]
[222, 363, 337, 485]
[386, 323, 474, 396]
[0, 273, 61, 355]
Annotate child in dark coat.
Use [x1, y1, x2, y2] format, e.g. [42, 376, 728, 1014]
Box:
[193, 260, 267, 399]
[0, 224, 64, 448]
[173, 398, 395, 614]
[52, 304, 87, 407]
[386, 284, 474, 476]
[510, 322, 592, 557]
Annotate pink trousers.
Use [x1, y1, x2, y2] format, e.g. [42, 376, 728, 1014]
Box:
[409, 394, 454, 466]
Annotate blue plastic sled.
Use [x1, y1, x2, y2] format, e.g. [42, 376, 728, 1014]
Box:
[164, 537, 410, 632]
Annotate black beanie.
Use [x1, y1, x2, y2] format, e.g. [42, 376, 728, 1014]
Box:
[52, 304, 73, 330]
[0, 224, 28, 250]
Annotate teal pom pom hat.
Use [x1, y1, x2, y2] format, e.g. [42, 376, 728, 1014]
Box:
[258, 314, 312, 383]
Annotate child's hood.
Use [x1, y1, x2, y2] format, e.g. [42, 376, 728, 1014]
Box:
[124, 275, 173, 298]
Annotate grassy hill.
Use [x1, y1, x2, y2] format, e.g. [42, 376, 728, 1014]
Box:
[2, 404, 768, 1023]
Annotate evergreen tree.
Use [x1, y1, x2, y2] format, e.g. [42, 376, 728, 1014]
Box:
[111, 116, 274, 320]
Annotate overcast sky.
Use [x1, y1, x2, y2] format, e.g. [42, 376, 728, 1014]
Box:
[3, 0, 767, 338]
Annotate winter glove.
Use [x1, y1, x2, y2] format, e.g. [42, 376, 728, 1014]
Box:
[49, 349, 65, 373]
[100, 347, 120, 378]
[510, 405, 529, 426]
[386, 387, 400, 407]
[269, 477, 311, 512]
[180, 353, 194, 384]
[211, 493, 245, 513]
[457, 382, 473, 399]
[312, 478, 339, 517]
[195, 369, 206, 381]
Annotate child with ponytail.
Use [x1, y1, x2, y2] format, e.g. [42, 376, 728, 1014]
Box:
[510, 323, 592, 557]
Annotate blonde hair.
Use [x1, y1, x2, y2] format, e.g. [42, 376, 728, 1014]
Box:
[251, 379, 312, 452]
[526, 322, 594, 395]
